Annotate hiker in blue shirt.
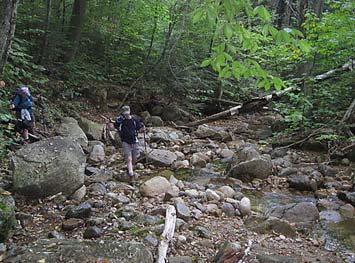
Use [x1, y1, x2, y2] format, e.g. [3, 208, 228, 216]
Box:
[10, 87, 35, 143]
[114, 106, 145, 182]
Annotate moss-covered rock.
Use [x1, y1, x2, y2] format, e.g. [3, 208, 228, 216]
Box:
[0, 191, 15, 242]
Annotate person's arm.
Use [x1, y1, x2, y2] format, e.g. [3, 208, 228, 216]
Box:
[134, 117, 145, 132]
[114, 115, 124, 131]
[11, 95, 20, 110]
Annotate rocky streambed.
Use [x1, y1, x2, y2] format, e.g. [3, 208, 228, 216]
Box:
[0, 112, 355, 262]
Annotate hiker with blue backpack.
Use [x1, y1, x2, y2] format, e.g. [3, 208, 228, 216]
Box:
[114, 105, 145, 182]
[9, 87, 35, 143]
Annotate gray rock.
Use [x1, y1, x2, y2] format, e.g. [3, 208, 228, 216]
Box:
[88, 217, 105, 226]
[194, 125, 230, 140]
[198, 168, 220, 177]
[89, 144, 105, 163]
[218, 186, 236, 198]
[150, 116, 164, 127]
[88, 183, 107, 195]
[57, 117, 88, 147]
[89, 169, 113, 183]
[337, 191, 355, 206]
[318, 164, 337, 177]
[62, 218, 84, 231]
[212, 241, 242, 263]
[341, 158, 350, 166]
[70, 185, 86, 201]
[219, 148, 234, 159]
[278, 167, 298, 177]
[339, 204, 354, 219]
[228, 155, 272, 182]
[78, 117, 103, 141]
[161, 104, 182, 121]
[206, 189, 221, 201]
[221, 203, 236, 217]
[185, 189, 200, 198]
[172, 160, 189, 170]
[147, 149, 177, 167]
[256, 253, 299, 263]
[48, 231, 65, 239]
[271, 148, 288, 158]
[106, 192, 130, 204]
[239, 197, 251, 217]
[140, 111, 151, 124]
[165, 185, 180, 200]
[134, 213, 161, 226]
[65, 202, 92, 219]
[83, 226, 102, 239]
[287, 175, 317, 192]
[85, 166, 98, 176]
[145, 233, 159, 247]
[269, 202, 319, 227]
[12, 137, 86, 199]
[169, 256, 193, 263]
[176, 201, 191, 221]
[191, 152, 210, 167]
[140, 176, 171, 197]
[195, 225, 210, 238]
[0, 191, 15, 242]
[245, 216, 296, 237]
[13, 239, 154, 263]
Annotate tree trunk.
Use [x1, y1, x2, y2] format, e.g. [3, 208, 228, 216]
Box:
[0, 0, 19, 74]
[64, 0, 86, 63]
[276, 0, 292, 29]
[312, 0, 324, 19]
[38, 0, 52, 64]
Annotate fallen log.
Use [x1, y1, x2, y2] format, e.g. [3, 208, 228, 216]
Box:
[210, 98, 243, 106]
[156, 205, 176, 263]
[187, 87, 293, 127]
[315, 60, 354, 81]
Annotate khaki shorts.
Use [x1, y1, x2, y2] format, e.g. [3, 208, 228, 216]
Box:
[122, 142, 139, 160]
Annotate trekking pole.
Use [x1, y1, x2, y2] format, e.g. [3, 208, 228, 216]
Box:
[143, 128, 148, 165]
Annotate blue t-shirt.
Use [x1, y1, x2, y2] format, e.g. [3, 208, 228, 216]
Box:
[114, 115, 143, 144]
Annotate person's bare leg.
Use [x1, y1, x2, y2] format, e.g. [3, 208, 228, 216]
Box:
[23, 129, 29, 141]
[127, 156, 134, 176]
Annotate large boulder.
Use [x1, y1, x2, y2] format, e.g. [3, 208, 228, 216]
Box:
[227, 144, 272, 182]
[0, 190, 15, 242]
[11, 239, 154, 263]
[228, 155, 272, 182]
[146, 149, 177, 167]
[161, 104, 183, 121]
[140, 176, 171, 197]
[269, 202, 319, 227]
[57, 117, 88, 147]
[12, 137, 86, 199]
[287, 175, 318, 192]
[78, 117, 103, 141]
[194, 125, 231, 141]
